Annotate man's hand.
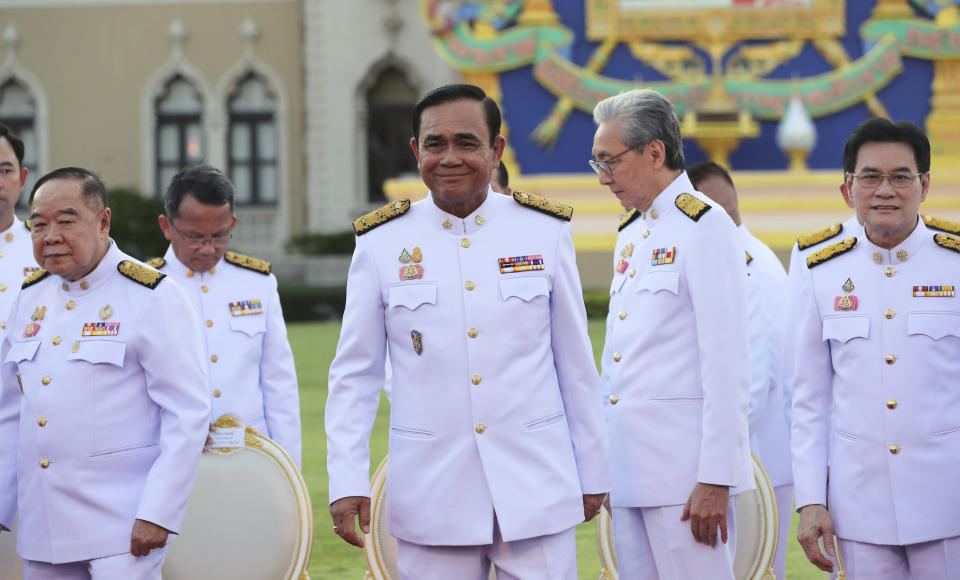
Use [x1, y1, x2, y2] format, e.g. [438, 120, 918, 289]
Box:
[680, 483, 730, 546]
[583, 493, 606, 522]
[330, 496, 371, 548]
[130, 519, 169, 557]
[796, 504, 836, 572]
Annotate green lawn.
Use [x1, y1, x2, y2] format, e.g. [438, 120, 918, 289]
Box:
[291, 320, 826, 579]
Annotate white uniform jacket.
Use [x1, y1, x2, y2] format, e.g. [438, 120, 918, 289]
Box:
[156, 247, 302, 467]
[0, 242, 210, 563]
[602, 172, 752, 508]
[326, 189, 612, 546]
[742, 225, 792, 488]
[791, 221, 960, 545]
[0, 217, 40, 330]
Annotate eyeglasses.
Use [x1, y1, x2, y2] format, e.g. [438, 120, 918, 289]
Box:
[846, 171, 925, 189]
[169, 220, 231, 249]
[589, 147, 636, 176]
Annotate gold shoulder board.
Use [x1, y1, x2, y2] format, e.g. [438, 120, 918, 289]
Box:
[806, 237, 856, 269]
[145, 257, 166, 269]
[513, 191, 573, 221]
[934, 233, 960, 254]
[24, 220, 31, 231]
[923, 215, 960, 235]
[797, 222, 843, 250]
[353, 200, 411, 235]
[675, 193, 710, 222]
[225, 251, 271, 275]
[21, 268, 50, 289]
[618, 210, 640, 232]
[745, 251, 753, 265]
[117, 260, 166, 289]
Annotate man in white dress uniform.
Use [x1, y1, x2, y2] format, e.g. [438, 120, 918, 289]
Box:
[592, 89, 752, 580]
[688, 161, 794, 580]
[0, 167, 210, 578]
[326, 84, 611, 579]
[153, 165, 301, 467]
[793, 118, 960, 579]
[0, 124, 41, 330]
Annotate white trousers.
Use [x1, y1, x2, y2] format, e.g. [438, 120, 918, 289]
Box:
[394, 523, 577, 580]
[772, 484, 794, 580]
[612, 501, 736, 580]
[831, 535, 960, 580]
[22, 547, 167, 580]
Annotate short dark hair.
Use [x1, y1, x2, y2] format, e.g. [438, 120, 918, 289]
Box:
[687, 161, 734, 190]
[29, 167, 107, 210]
[164, 165, 235, 219]
[843, 118, 930, 175]
[494, 163, 509, 189]
[0, 123, 25, 168]
[411, 84, 501, 146]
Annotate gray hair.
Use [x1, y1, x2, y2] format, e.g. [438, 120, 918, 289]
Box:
[593, 89, 685, 170]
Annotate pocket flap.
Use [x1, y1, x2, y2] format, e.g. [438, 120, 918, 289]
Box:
[822, 315, 870, 343]
[499, 276, 549, 302]
[230, 316, 266, 336]
[68, 340, 126, 367]
[5, 340, 40, 364]
[388, 282, 438, 310]
[636, 270, 680, 295]
[908, 312, 960, 340]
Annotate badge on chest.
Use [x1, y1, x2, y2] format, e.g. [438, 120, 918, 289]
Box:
[230, 299, 263, 316]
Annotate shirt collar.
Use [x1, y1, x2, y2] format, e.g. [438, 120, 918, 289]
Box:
[427, 186, 499, 236]
[858, 216, 928, 266]
[163, 245, 220, 279]
[642, 171, 696, 225]
[59, 239, 119, 295]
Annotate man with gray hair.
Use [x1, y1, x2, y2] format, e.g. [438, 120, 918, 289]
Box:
[591, 89, 752, 579]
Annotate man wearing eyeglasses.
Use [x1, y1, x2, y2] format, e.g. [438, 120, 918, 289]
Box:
[154, 165, 301, 467]
[591, 89, 752, 579]
[792, 118, 960, 579]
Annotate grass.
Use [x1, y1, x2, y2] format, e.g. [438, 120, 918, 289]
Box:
[291, 320, 826, 579]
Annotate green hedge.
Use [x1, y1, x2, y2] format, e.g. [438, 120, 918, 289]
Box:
[107, 187, 168, 260]
[286, 232, 355, 255]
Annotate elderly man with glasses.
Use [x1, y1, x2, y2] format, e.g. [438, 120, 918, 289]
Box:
[590, 88, 753, 580]
[153, 165, 301, 467]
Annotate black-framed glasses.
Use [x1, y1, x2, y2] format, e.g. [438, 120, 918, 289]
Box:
[846, 171, 925, 189]
[589, 147, 635, 176]
[169, 220, 232, 249]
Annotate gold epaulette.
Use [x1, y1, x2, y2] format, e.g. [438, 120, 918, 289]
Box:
[145, 257, 165, 269]
[745, 251, 753, 265]
[934, 233, 960, 254]
[225, 251, 271, 275]
[513, 191, 573, 221]
[923, 215, 960, 235]
[21, 268, 50, 289]
[353, 200, 411, 235]
[118, 260, 166, 289]
[675, 193, 710, 222]
[797, 223, 843, 250]
[618, 210, 640, 232]
[806, 237, 856, 269]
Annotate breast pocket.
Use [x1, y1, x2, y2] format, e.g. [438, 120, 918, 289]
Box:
[68, 340, 126, 368]
[230, 316, 266, 337]
[908, 312, 960, 340]
[5, 340, 40, 365]
[388, 281, 438, 311]
[822, 315, 870, 343]
[499, 275, 549, 302]
[636, 270, 680, 295]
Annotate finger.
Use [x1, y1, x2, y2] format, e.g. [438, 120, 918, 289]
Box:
[680, 497, 691, 522]
[720, 516, 728, 545]
[705, 520, 717, 547]
[358, 499, 371, 537]
[799, 535, 833, 572]
[824, 529, 836, 557]
[689, 513, 701, 543]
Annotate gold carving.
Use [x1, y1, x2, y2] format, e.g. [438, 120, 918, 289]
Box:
[934, 233, 960, 254]
[224, 251, 271, 275]
[618, 210, 640, 232]
[923, 214, 960, 235]
[806, 237, 857, 268]
[797, 222, 843, 250]
[117, 260, 166, 289]
[512, 191, 573, 221]
[675, 193, 711, 222]
[352, 200, 411, 236]
[244, 425, 265, 449]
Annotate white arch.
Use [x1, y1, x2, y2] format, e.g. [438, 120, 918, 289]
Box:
[0, 46, 50, 179]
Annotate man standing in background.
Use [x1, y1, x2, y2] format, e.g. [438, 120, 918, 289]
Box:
[0, 124, 39, 329]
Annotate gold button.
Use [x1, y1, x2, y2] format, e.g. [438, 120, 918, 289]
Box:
[0, 284, 6, 292]
[39, 458, 49, 469]
[210, 266, 216, 274]
[642, 230, 650, 239]
[72, 341, 79, 353]
[886, 399, 897, 410]
[186, 269, 195, 277]
[884, 309, 895, 319]
[885, 354, 896, 365]
[465, 281, 475, 291]
[201, 286, 209, 293]
[629, 269, 636, 278]
[461, 238, 470, 248]
[210, 355, 218, 363]
[442, 219, 452, 229]
[1, 321, 6, 330]
[475, 424, 486, 434]
[52, 336, 61, 346]
[650, 209, 659, 220]
[65, 300, 75, 310]
[471, 375, 482, 385]
[206, 320, 213, 328]
[38, 416, 47, 427]
[889, 444, 901, 455]
[79, 281, 89, 290]
[41, 376, 51, 386]
[618, 310, 626, 320]
[475, 215, 485, 225]
[4, 232, 11, 242]
[896, 249, 908, 262]
[468, 328, 479, 338]
[885, 267, 896, 277]
[61, 282, 68, 291]
[613, 352, 622, 362]
[609, 394, 619, 405]
[213, 389, 221, 398]
[873, 251, 882, 263]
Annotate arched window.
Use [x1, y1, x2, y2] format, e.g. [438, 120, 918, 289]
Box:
[228, 73, 277, 205]
[0, 78, 38, 197]
[366, 67, 417, 202]
[155, 75, 205, 196]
